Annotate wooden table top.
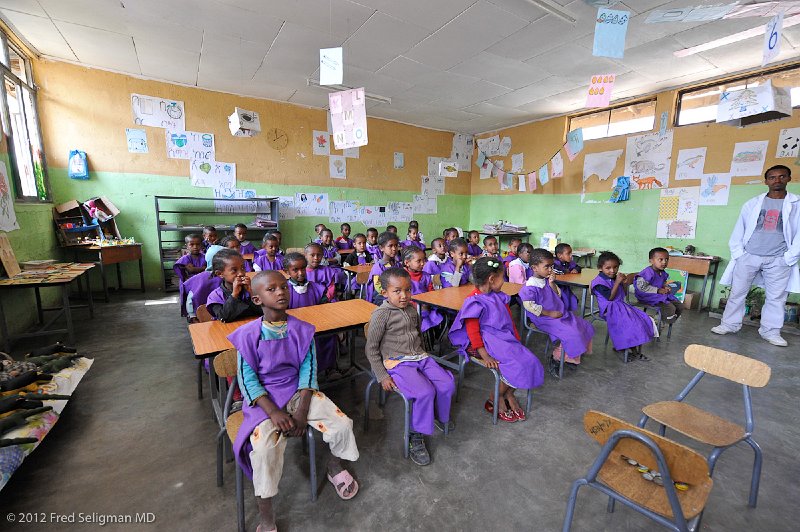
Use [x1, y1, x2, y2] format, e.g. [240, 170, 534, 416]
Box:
[242, 253, 254, 261]
[79, 243, 142, 250]
[0, 263, 94, 287]
[556, 268, 598, 288]
[343, 263, 373, 274]
[246, 270, 290, 279]
[411, 283, 521, 311]
[338, 248, 354, 256]
[188, 298, 377, 357]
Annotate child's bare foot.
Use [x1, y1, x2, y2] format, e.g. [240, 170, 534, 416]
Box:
[504, 389, 522, 413]
[256, 497, 276, 532]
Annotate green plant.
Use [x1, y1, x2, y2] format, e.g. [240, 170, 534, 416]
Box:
[746, 287, 765, 308]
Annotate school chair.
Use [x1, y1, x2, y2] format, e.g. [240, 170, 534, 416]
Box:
[456, 351, 533, 425]
[587, 294, 618, 356]
[563, 410, 713, 532]
[212, 350, 318, 532]
[519, 309, 557, 378]
[572, 247, 596, 268]
[625, 273, 673, 342]
[196, 304, 214, 323]
[355, 270, 370, 300]
[637, 345, 771, 508]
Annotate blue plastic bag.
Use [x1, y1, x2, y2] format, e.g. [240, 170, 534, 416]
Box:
[68, 150, 89, 180]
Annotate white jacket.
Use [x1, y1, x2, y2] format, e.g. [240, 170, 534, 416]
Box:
[720, 192, 800, 293]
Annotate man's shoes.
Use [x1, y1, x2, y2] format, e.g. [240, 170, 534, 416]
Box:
[711, 325, 736, 335]
[761, 335, 788, 347]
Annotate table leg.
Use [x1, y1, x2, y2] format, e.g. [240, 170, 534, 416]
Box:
[86, 272, 95, 318]
[138, 258, 145, 293]
[706, 262, 719, 311]
[62, 284, 75, 345]
[580, 286, 588, 318]
[699, 273, 710, 311]
[0, 295, 9, 353]
[99, 261, 109, 302]
[34, 287, 44, 325]
[116, 263, 123, 290]
[197, 360, 204, 400]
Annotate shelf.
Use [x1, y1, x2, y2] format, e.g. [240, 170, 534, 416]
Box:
[159, 224, 277, 232]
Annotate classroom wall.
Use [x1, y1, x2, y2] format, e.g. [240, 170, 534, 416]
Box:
[469, 88, 800, 307]
[32, 59, 471, 289]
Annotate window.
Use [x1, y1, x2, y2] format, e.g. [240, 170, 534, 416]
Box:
[0, 34, 48, 201]
[677, 64, 800, 127]
[568, 99, 657, 141]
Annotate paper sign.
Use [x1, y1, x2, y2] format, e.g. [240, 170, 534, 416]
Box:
[421, 175, 445, 196]
[166, 130, 215, 161]
[646, 4, 735, 23]
[528, 172, 537, 191]
[0, 163, 18, 231]
[699, 173, 732, 206]
[777, 127, 800, 158]
[320, 47, 343, 86]
[477, 151, 486, 167]
[294, 193, 329, 217]
[511, 153, 524, 173]
[565, 129, 584, 161]
[278, 196, 297, 220]
[498, 137, 512, 156]
[329, 155, 347, 179]
[439, 161, 459, 178]
[394, 152, 405, 169]
[730, 140, 769, 177]
[479, 158, 493, 179]
[538, 164, 549, 186]
[427, 157, 445, 177]
[551, 151, 564, 178]
[343, 147, 359, 159]
[716, 80, 791, 124]
[583, 149, 623, 182]
[213, 188, 268, 214]
[477, 135, 501, 156]
[413, 194, 437, 214]
[593, 8, 630, 59]
[657, 187, 699, 240]
[625, 130, 673, 189]
[131, 93, 185, 130]
[586, 74, 615, 107]
[505, 173, 514, 190]
[675, 148, 707, 180]
[190, 160, 235, 188]
[518, 174, 526, 192]
[329, 87, 368, 149]
[763, 13, 783, 66]
[312, 130, 330, 156]
[451, 133, 473, 171]
[125, 128, 148, 153]
[386, 201, 414, 223]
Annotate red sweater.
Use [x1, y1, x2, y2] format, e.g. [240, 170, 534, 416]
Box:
[464, 287, 519, 349]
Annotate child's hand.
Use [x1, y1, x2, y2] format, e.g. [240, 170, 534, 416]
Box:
[615, 273, 626, 284]
[544, 310, 563, 318]
[569, 268, 579, 274]
[270, 410, 295, 434]
[658, 286, 671, 294]
[232, 274, 246, 297]
[454, 257, 464, 270]
[478, 348, 499, 369]
[548, 271, 558, 284]
[381, 377, 397, 392]
[289, 410, 308, 437]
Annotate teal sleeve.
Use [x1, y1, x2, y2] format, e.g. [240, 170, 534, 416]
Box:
[297, 341, 318, 391]
[237, 352, 267, 405]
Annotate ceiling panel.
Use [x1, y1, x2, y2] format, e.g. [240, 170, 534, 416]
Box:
[54, 21, 140, 73]
[257, 22, 339, 77]
[0, 10, 76, 59]
[448, 51, 549, 90]
[342, 12, 431, 72]
[0, 0, 47, 17]
[38, 0, 129, 34]
[136, 42, 199, 86]
[351, 0, 475, 32]
[526, 42, 627, 85]
[620, 36, 716, 81]
[428, 80, 511, 109]
[487, 75, 581, 108]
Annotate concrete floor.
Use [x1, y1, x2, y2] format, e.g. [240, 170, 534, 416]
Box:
[1, 292, 798, 532]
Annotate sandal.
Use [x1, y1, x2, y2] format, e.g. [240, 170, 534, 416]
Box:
[512, 409, 526, 422]
[327, 469, 359, 500]
[484, 399, 494, 414]
[497, 410, 517, 423]
[256, 525, 277, 532]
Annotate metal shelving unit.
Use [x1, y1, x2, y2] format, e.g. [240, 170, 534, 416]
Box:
[154, 195, 279, 292]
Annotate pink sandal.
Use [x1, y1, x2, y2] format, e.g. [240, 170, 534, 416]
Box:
[327, 470, 359, 500]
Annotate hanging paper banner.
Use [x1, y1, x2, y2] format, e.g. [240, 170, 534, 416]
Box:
[564, 129, 584, 161]
[593, 8, 630, 59]
[528, 172, 537, 192]
[329, 87, 367, 150]
[320, 47, 343, 86]
[539, 164, 549, 186]
[551, 151, 564, 178]
[586, 74, 615, 108]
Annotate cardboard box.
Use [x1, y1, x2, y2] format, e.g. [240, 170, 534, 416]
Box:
[83, 196, 120, 219]
[683, 290, 700, 310]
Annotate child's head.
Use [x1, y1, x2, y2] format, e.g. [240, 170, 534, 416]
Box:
[471, 257, 505, 291]
[251, 271, 290, 312]
[445, 228, 458, 241]
[261, 234, 279, 257]
[554, 243, 572, 263]
[408, 226, 419, 241]
[386, 225, 398, 234]
[304, 243, 324, 268]
[467, 230, 480, 245]
[284, 252, 308, 283]
[529, 248, 555, 278]
[320, 228, 334, 246]
[402, 246, 426, 272]
[185, 233, 203, 255]
[483, 236, 499, 255]
[378, 231, 400, 259]
[448, 238, 468, 262]
[597, 250, 622, 278]
[269, 230, 282, 246]
[212, 248, 246, 284]
[366, 228, 378, 244]
[340, 223, 351, 238]
[649, 247, 670, 271]
[508, 237, 522, 254]
[314, 223, 327, 235]
[202, 226, 218, 244]
[353, 233, 367, 253]
[233, 223, 248, 242]
[409, 220, 419, 230]
[431, 238, 446, 258]
[379, 268, 412, 309]
[220, 235, 240, 250]
[517, 243, 534, 263]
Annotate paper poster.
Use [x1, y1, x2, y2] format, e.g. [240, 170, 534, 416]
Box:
[505, 173, 514, 190]
[593, 8, 630, 59]
[730, 140, 769, 176]
[665, 268, 689, 303]
[451, 133, 473, 171]
[358, 205, 386, 227]
[386, 201, 414, 223]
[716, 80, 791, 124]
[675, 147, 707, 180]
[699, 173, 732, 206]
[498, 136, 512, 156]
[586, 74, 615, 108]
[329, 155, 347, 179]
[565, 129, 584, 161]
[477, 135, 500, 156]
[646, 4, 734, 23]
[0, 163, 18, 231]
[131, 93, 185, 130]
[312, 130, 330, 156]
[776, 127, 800, 158]
[190, 160, 236, 188]
[551, 151, 564, 178]
[421, 175, 445, 196]
[213, 188, 268, 214]
[294, 193, 329, 217]
[320, 47, 343, 86]
[538, 164, 549, 186]
[439, 161, 458, 177]
[329, 200, 358, 223]
[657, 187, 699, 239]
[625, 130, 673, 189]
[329, 87, 368, 149]
[343, 147, 359, 159]
[511, 153, 524, 173]
[527, 172, 537, 191]
[518, 174, 526, 192]
[125, 128, 148, 153]
[726, 2, 800, 18]
[278, 196, 297, 220]
[762, 12, 783, 66]
[427, 157, 445, 177]
[413, 194, 437, 214]
[393, 152, 404, 169]
[583, 149, 623, 182]
[166, 130, 215, 161]
[479, 158, 493, 179]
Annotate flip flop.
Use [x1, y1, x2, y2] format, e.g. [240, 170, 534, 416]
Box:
[256, 525, 277, 532]
[512, 409, 526, 422]
[327, 470, 359, 500]
[497, 410, 517, 423]
[484, 399, 494, 414]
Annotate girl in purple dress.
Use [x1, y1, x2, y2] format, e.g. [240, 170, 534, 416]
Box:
[313, 223, 326, 244]
[439, 238, 471, 288]
[466, 230, 483, 257]
[335, 222, 355, 251]
[482, 235, 501, 259]
[553, 243, 580, 312]
[366, 228, 382, 260]
[173, 233, 206, 283]
[181, 244, 223, 319]
[253, 234, 284, 272]
[206, 249, 261, 322]
[443, 228, 458, 248]
[401, 226, 425, 250]
[402, 246, 443, 333]
[233, 223, 257, 256]
[424, 238, 447, 283]
[591, 251, 658, 361]
[304, 243, 338, 302]
[519, 248, 595, 376]
[319, 229, 342, 267]
[343, 234, 374, 295]
[367, 231, 400, 305]
[268, 230, 284, 258]
[449, 258, 544, 423]
[220, 235, 253, 272]
[634, 247, 683, 322]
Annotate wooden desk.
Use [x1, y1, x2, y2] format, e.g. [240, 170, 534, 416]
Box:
[478, 230, 531, 243]
[242, 253, 254, 261]
[343, 263, 373, 275]
[342, 263, 373, 300]
[571, 250, 595, 268]
[664, 255, 721, 310]
[411, 283, 521, 312]
[246, 270, 290, 279]
[338, 248, 354, 256]
[71, 244, 144, 302]
[556, 268, 598, 318]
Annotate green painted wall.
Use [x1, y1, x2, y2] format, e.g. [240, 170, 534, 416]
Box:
[469, 184, 800, 307]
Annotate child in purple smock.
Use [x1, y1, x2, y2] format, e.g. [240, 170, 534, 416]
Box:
[449, 257, 544, 423]
[201, 225, 218, 252]
[231, 271, 359, 531]
[519, 248, 594, 376]
[402, 246, 444, 332]
[305, 243, 338, 302]
[181, 244, 224, 320]
[253, 234, 284, 272]
[206, 249, 261, 322]
[173, 233, 206, 283]
[386, 224, 398, 235]
[343, 234, 374, 295]
[634, 247, 683, 322]
[312, 223, 327, 244]
[408, 220, 425, 246]
[443, 228, 458, 249]
[220, 235, 253, 272]
[507, 243, 533, 285]
[401, 225, 425, 250]
[365, 228, 381, 260]
[367, 231, 401, 305]
[553, 243, 581, 312]
[335, 222, 355, 251]
[365, 268, 454, 465]
[591, 251, 658, 361]
[466, 230, 483, 257]
[424, 238, 448, 283]
[233, 223, 257, 256]
[482, 235, 501, 259]
[503, 237, 521, 264]
[319, 228, 342, 267]
[440, 238, 471, 288]
[268, 230, 284, 258]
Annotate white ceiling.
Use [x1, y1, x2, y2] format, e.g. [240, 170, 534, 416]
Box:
[1, 0, 798, 134]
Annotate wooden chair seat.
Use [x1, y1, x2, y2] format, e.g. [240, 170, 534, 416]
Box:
[226, 410, 244, 443]
[355, 270, 370, 284]
[643, 401, 745, 447]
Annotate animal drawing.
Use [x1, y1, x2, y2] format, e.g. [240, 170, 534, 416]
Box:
[629, 160, 665, 174]
[634, 137, 666, 157]
[701, 174, 729, 198]
[678, 155, 704, 169]
[733, 149, 763, 163]
[633, 176, 664, 189]
[667, 220, 693, 238]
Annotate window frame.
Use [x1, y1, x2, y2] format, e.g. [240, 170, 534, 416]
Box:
[567, 96, 658, 141]
[0, 32, 50, 203]
[675, 62, 800, 128]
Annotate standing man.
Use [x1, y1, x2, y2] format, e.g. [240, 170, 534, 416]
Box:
[712, 165, 800, 346]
